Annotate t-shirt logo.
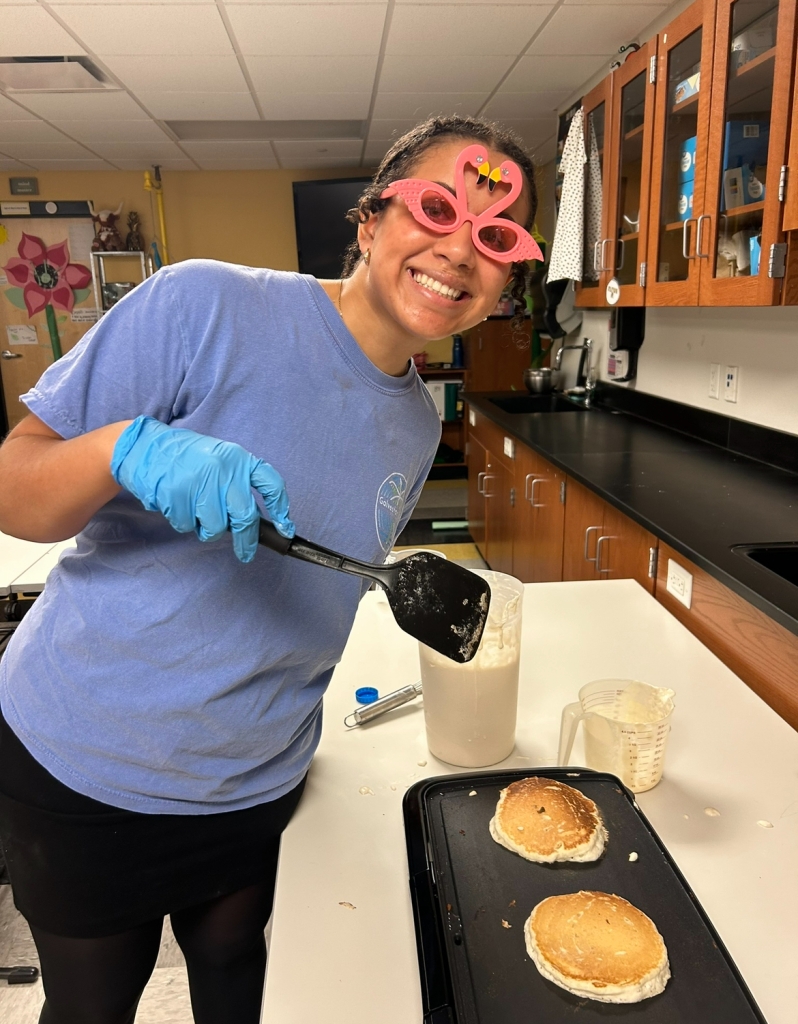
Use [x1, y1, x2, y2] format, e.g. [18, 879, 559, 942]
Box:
[375, 472, 408, 552]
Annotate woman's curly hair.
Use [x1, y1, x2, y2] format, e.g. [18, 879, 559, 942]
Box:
[341, 115, 538, 328]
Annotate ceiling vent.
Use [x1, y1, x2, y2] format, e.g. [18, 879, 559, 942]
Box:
[0, 57, 119, 93]
[166, 120, 367, 142]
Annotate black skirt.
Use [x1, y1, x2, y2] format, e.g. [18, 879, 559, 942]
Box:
[0, 705, 306, 938]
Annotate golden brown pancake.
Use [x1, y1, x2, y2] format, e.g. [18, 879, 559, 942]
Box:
[525, 891, 670, 1002]
[489, 777, 606, 862]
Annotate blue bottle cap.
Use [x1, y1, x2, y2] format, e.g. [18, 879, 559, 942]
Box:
[355, 687, 379, 704]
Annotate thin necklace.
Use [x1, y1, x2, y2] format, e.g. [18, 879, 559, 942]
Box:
[337, 278, 344, 318]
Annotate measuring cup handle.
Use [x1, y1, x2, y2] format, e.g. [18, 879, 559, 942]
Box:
[558, 702, 584, 766]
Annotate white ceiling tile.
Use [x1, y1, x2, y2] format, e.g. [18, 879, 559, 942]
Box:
[367, 118, 417, 141]
[395, 0, 548, 3]
[386, 5, 549, 56]
[502, 53, 608, 92]
[363, 140, 388, 163]
[230, 0, 379, 4]
[100, 54, 249, 93]
[49, 0, 207, 4]
[0, 120, 75, 143]
[528, 5, 666, 55]
[483, 91, 571, 119]
[0, 141, 95, 159]
[378, 55, 514, 93]
[372, 92, 485, 119]
[273, 138, 363, 161]
[87, 141, 186, 160]
[134, 92, 258, 119]
[181, 141, 275, 159]
[111, 158, 197, 169]
[562, 0, 666, 4]
[256, 93, 371, 119]
[282, 155, 362, 169]
[0, 8, 86, 56]
[23, 158, 117, 170]
[226, 4, 387, 56]
[0, 157, 35, 172]
[54, 5, 234, 56]
[192, 157, 280, 169]
[52, 119, 171, 143]
[500, 118, 559, 147]
[0, 94, 39, 121]
[245, 55, 378, 94]
[16, 91, 151, 120]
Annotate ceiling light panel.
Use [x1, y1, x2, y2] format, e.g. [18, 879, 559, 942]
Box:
[16, 90, 151, 120]
[226, 5, 387, 56]
[386, 4, 552, 56]
[135, 92, 259, 120]
[99, 55, 250, 93]
[372, 92, 486, 119]
[51, 119, 172, 143]
[0, 9, 87, 57]
[53, 5, 234, 56]
[378, 54, 514, 93]
[244, 55, 379, 94]
[528, 4, 666, 55]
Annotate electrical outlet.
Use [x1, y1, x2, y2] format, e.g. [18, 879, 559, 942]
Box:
[709, 362, 721, 399]
[503, 436, 515, 459]
[666, 559, 693, 609]
[724, 365, 739, 403]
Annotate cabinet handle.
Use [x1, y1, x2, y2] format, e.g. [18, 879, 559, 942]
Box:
[696, 214, 711, 259]
[599, 238, 613, 272]
[529, 477, 544, 507]
[593, 240, 601, 272]
[524, 473, 537, 501]
[682, 218, 697, 260]
[477, 471, 486, 495]
[482, 474, 495, 498]
[584, 525, 601, 563]
[596, 535, 616, 574]
[1, 350, 22, 360]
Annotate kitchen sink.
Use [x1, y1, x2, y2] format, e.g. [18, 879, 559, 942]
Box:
[488, 394, 583, 414]
[732, 543, 798, 587]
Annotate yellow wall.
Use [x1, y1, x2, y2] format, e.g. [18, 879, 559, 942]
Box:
[0, 166, 372, 271]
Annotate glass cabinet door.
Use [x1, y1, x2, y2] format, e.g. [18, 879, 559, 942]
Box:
[575, 79, 612, 307]
[645, 0, 715, 306]
[700, 0, 795, 304]
[606, 41, 655, 304]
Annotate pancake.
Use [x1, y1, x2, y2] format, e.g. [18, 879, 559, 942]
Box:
[489, 777, 606, 862]
[525, 891, 670, 1003]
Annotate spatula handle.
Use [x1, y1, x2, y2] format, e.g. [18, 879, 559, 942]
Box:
[257, 518, 294, 554]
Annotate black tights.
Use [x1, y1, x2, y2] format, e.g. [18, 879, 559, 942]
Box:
[32, 880, 275, 1024]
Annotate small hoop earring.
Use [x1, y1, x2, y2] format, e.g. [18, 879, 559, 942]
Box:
[363, 249, 371, 266]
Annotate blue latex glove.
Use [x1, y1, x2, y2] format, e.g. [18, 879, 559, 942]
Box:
[111, 416, 294, 563]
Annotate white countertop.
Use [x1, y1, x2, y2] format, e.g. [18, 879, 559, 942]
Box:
[262, 580, 798, 1024]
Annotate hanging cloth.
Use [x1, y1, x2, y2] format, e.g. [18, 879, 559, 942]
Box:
[547, 108, 586, 283]
[583, 115, 603, 283]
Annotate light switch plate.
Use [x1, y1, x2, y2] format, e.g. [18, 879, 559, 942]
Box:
[709, 362, 720, 399]
[503, 436, 515, 459]
[666, 559, 693, 608]
[468, 409, 476, 427]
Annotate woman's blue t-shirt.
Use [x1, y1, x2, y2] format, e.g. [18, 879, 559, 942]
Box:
[0, 261, 440, 814]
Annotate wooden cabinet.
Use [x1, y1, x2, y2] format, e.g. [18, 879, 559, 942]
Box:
[562, 476, 657, 593]
[575, 77, 613, 308]
[512, 444, 565, 584]
[466, 410, 515, 573]
[467, 430, 488, 552]
[463, 319, 531, 392]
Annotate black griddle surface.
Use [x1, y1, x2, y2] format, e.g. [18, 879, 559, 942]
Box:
[403, 768, 765, 1024]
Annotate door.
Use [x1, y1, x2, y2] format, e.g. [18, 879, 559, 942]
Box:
[645, 0, 716, 306]
[597, 504, 658, 593]
[700, 0, 795, 304]
[605, 41, 657, 304]
[467, 428, 488, 557]
[485, 454, 514, 576]
[575, 78, 613, 308]
[0, 215, 96, 429]
[562, 476, 605, 581]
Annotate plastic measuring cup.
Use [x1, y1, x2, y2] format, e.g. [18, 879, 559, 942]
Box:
[558, 679, 675, 793]
[420, 570, 524, 768]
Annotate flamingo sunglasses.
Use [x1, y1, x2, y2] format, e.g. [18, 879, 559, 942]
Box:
[379, 144, 543, 264]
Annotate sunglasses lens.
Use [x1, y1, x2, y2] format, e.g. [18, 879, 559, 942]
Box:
[420, 190, 458, 226]
[477, 223, 518, 254]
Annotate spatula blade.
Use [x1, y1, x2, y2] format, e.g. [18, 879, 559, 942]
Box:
[386, 553, 491, 663]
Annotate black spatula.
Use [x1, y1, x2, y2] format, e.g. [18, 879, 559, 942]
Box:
[258, 519, 490, 663]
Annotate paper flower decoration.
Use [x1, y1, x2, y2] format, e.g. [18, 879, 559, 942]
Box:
[3, 233, 92, 318]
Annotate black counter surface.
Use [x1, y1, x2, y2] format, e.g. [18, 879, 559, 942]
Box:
[465, 390, 798, 639]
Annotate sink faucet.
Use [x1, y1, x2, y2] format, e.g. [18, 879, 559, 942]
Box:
[555, 337, 594, 390]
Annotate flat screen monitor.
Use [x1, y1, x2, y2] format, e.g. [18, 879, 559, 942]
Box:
[292, 177, 370, 279]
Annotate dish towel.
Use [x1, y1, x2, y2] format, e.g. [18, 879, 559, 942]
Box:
[548, 108, 585, 283]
